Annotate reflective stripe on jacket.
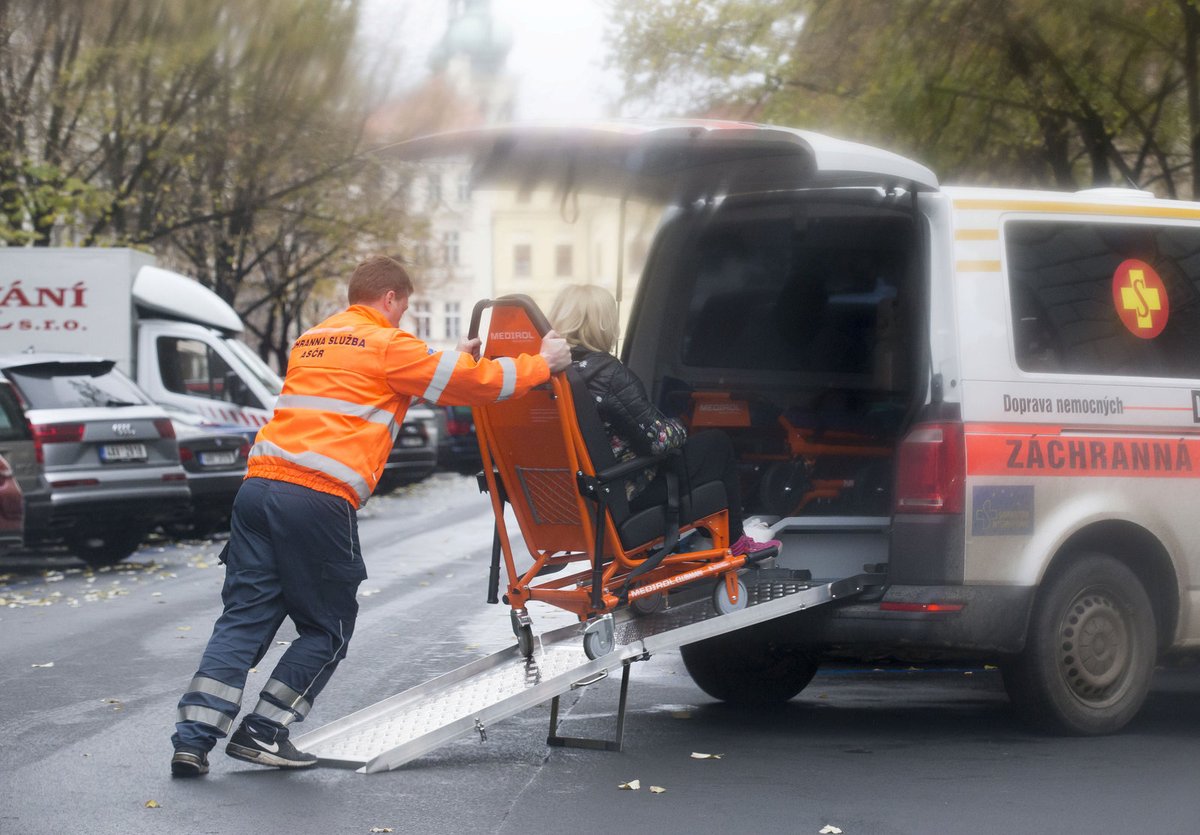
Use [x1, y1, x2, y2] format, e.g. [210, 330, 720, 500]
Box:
[248, 304, 549, 506]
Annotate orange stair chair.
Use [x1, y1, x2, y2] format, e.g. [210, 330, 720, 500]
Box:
[469, 296, 776, 659]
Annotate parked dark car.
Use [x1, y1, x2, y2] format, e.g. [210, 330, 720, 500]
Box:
[437, 405, 480, 474]
[375, 403, 438, 493]
[0, 353, 190, 565]
[0, 453, 24, 547]
[168, 409, 251, 536]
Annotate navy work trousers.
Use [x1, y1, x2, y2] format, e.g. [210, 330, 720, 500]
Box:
[172, 477, 366, 752]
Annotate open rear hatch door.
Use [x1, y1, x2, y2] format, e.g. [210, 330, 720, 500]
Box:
[379, 120, 938, 204]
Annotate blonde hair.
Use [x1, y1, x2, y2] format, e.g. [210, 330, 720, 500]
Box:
[548, 284, 618, 354]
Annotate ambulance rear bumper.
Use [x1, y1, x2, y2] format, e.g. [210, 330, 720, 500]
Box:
[752, 582, 1035, 656]
[815, 583, 1035, 654]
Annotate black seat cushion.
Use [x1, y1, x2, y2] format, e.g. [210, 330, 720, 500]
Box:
[617, 480, 727, 550]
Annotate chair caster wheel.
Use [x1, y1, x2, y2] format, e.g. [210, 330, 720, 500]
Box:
[713, 577, 748, 615]
[582, 613, 615, 659]
[511, 608, 534, 657]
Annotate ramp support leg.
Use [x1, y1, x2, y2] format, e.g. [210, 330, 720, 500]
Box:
[546, 661, 632, 752]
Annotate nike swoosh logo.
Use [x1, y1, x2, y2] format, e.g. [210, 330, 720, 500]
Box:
[257, 740, 280, 753]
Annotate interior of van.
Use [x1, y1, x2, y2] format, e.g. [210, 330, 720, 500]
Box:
[626, 193, 923, 520]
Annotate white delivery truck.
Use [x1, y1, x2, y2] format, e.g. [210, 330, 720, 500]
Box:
[0, 248, 282, 427]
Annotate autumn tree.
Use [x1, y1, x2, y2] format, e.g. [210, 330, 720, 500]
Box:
[0, 0, 416, 363]
[608, 0, 1200, 195]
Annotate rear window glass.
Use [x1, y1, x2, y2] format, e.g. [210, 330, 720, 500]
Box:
[1007, 220, 1200, 377]
[5, 361, 149, 409]
[679, 211, 914, 384]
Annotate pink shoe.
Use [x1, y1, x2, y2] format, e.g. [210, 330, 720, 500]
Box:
[730, 534, 781, 557]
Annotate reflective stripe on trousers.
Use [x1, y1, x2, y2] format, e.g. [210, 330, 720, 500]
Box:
[171, 478, 366, 753]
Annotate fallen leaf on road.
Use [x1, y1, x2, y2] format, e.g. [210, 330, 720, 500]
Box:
[690, 752, 722, 759]
[145, 800, 160, 809]
[670, 710, 692, 719]
[618, 779, 640, 790]
[649, 786, 666, 794]
[176, 626, 191, 631]
[31, 662, 54, 668]
[819, 826, 842, 834]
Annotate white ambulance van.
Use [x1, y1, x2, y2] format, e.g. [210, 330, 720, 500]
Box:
[399, 121, 1200, 734]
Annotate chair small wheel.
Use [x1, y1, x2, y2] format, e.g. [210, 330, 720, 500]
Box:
[713, 577, 748, 615]
[517, 624, 535, 657]
[583, 627, 614, 660]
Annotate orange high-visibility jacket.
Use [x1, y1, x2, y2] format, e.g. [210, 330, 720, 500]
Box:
[247, 304, 550, 506]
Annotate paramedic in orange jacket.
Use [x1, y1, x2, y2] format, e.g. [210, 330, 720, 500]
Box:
[169, 254, 570, 776]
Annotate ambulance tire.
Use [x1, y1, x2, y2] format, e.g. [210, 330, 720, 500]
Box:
[1002, 553, 1156, 736]
[681, 630, 819, 705]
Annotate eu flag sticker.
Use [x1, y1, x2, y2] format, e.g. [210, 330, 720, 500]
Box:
[972, 486, 1034, 536]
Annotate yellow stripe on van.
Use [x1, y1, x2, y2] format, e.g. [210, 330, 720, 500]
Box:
[956, 260, 1002, 272]
[954, 198, 1200, 221]
[954, 229, 999, 240]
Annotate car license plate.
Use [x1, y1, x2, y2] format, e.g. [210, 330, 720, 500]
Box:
[399, 436, 425, 447]
[100, 442, 148, 462]
[198, 450, 238, 466]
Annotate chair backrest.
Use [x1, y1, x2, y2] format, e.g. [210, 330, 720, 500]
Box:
[471, 297, 597, 554]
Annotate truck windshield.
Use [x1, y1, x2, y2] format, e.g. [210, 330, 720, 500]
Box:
[223, 338, 283, 397]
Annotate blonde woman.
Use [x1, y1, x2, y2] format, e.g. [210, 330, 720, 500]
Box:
[548, 284, 779, 557]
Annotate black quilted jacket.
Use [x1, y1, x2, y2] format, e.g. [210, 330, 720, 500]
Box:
[570, 347, 686, 497]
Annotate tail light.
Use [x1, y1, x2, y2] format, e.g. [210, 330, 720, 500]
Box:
[238, 442, 251, 459]
[178, 446, 195, 463]
[894, 421, 965, 514]
[30, 422, 85, 464]
[154, 418, 176, 439]
[446, 417, 474, 436]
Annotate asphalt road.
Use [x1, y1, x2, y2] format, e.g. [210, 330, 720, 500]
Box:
[3, 473, 1200, 835]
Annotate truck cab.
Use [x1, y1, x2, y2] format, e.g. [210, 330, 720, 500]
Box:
[131, 264, 280, 428]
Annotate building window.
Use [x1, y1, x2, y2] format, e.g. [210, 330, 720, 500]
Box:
[513, 243, 532, 278]
[456, 174, 471, 202]
[413, 301, 432, 339]
[427, 174, 442, 205]
[555, 244, 573, 278]
[445, 301, 461, 341]
[443, 231, 460, 266]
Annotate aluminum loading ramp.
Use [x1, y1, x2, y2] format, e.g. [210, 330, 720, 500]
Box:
[294, 571, 878, 773]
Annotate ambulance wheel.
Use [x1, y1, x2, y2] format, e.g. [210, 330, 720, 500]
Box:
[712, 577, 747, 615]
[681, 629, 819, 705]
[516, 624, 535, 658]
[1002, 553, 1155, 735]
